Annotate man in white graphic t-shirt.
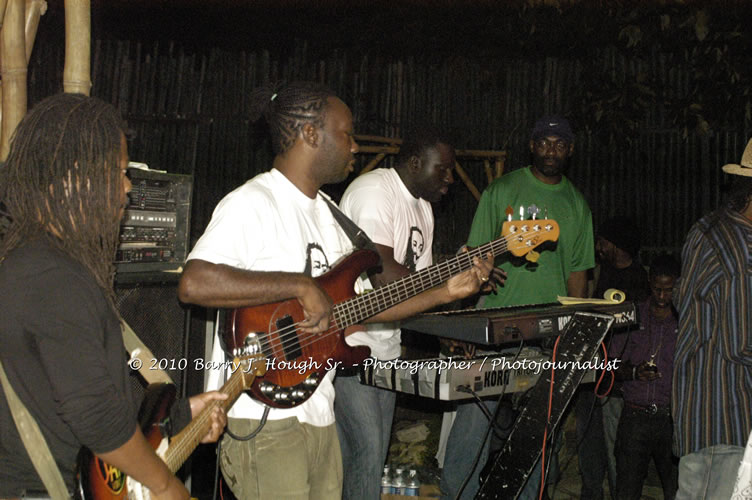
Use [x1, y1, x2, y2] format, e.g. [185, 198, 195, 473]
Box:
[178, 85, 495, 500]
[335, 126, 505, 500]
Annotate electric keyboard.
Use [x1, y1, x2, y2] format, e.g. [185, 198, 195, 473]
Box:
[358, 347, 606, 401]
[402, 301, 637, 345]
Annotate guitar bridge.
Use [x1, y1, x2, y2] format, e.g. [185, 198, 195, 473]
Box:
[233, 332, 263, 357]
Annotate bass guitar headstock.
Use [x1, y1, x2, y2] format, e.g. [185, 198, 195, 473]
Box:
[502, 219, 560, 260]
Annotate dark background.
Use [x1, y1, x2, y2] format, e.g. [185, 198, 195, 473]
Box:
[32, 0, 752, 258]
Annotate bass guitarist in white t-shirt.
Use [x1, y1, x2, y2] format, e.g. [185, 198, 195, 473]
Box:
[178, 82, 496, 500]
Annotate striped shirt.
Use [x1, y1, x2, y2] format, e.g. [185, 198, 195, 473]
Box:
[673, 207, 752, 456]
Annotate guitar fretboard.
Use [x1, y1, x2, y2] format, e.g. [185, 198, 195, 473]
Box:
[333, 237, 508, 328]
[163, 364, 253, 472]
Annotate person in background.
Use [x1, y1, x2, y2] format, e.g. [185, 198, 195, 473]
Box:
[672, 138, 752, 499]
[440, 115, 594, 500]
[578, 215, 649, 500]
[613, 254, 680, 500]
[335, 125, 502, 499]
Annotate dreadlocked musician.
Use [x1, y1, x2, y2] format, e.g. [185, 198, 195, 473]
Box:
[0, 93, 227, 499]
[178, 81, 494, 500]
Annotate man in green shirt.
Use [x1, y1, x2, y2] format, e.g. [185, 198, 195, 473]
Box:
[440, 116, 595, 500]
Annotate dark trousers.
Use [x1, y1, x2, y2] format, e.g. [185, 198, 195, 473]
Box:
[576, 388, 608, 500]
[615, 406, 678, 500]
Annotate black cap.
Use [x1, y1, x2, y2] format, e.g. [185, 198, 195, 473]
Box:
[531, 116, 575, 143]
[598, 216, 641, 259]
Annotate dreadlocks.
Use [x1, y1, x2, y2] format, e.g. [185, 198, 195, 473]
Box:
[249, 81, 335, 155]
[0, 93, 127, 304]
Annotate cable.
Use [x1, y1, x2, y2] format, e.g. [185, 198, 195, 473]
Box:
[453, 340, 525, 500]
[550, 325, 636, 498]
[538, 335, 561, 500]
[212, 440, 222, 500]
[225, 405, 270, 441]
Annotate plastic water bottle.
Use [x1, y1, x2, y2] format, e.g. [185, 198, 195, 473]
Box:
[405, 469, 420, 496]
[380, 465, 393, 495]
[392, 467, 406, 495]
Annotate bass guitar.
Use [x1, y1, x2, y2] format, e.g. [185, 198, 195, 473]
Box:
[75, 355, 265, 500]
[225, 218, 559, 408]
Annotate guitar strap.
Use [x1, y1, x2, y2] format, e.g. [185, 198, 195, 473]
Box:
[121, 320, 174, 386]
[322, 195, 381, 262]
[0, 322, 168, 500]
[0, 360, 71, 500]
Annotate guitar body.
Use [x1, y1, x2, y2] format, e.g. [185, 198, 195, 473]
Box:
[225, 249, 378, 408]
[75, 383, 176, 500]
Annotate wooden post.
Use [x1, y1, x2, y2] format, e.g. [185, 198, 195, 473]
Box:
[63, 0, 91, 95]
[0, 0, 27, 160]
[360, 152, 386, 175]
[495, 157, 505, 179]
[455, 160, 482, 201]
[0, 0, 9, 27]
[24, 0, 46, 62]
[484, 159, 493, 185]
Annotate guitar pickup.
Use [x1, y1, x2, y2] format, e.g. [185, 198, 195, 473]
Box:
[276, 315, 303, 360]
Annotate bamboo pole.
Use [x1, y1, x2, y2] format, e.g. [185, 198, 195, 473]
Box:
[495, 158, 505, 179]
[484, 159, 493, 185]
[454, 160, 481, 202]
[24, 0, 45, 62]
[0, 0, 27, 160]
[63, 0, 91, 95]
[360, 152, 386, 175]
[0, 0, 8, 27]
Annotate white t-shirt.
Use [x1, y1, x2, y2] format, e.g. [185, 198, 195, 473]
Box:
[188, 168, 356, 426]
[339, 168, 434, 360]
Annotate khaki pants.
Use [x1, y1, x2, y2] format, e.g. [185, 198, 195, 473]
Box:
[220, 417, 342, 500]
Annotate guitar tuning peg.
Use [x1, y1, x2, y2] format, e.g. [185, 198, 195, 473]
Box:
[525, 250, 540, 263]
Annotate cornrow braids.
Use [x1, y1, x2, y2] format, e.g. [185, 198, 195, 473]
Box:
[249, 81, 335, 155]
[0, 93, 128, 305]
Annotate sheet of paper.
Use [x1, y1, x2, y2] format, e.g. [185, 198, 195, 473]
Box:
[557, 288, 626, 305]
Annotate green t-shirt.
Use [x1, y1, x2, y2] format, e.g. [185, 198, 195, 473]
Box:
[467, 166, 595, 308]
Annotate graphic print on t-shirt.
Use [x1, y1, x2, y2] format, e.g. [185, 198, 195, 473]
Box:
[304, 242, 330, 277]
[402, 226, 425, 272]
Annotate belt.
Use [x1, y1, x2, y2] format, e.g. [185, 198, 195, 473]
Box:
[625, 401, 670, 416]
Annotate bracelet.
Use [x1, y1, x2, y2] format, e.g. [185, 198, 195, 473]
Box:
[631, 366, 637, 381]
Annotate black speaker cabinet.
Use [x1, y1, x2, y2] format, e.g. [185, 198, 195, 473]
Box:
[115, 283, 205, 399]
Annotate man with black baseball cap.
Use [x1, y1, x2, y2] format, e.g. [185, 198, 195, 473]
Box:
[440, 115, 594, 500]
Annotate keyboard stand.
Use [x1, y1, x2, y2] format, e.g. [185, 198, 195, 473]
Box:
[477, 311, 615, 499]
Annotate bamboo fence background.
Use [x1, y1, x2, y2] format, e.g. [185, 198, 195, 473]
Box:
[26, 36, 752, 261]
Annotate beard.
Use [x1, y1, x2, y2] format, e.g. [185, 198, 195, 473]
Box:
[533, 155, 566, 178]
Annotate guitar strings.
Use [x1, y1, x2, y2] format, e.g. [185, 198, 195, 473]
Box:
[243, 245, 492, 360]
[252, 229, 533, 359]
[166, 369, 246, 470]
[257, 228, 543, 358]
